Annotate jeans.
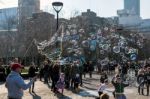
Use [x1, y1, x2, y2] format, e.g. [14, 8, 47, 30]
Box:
[29, 78, 35, 92]
[115, 94, 126, 99]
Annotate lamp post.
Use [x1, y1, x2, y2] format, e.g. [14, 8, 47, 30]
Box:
[52, 1, 63, 31]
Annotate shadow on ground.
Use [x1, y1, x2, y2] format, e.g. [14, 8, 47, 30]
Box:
[29, 92, 41, 99]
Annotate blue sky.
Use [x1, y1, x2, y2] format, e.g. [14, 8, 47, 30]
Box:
[0, 0, 149, 19]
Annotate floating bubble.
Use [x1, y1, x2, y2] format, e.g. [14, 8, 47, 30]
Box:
[66, 30, 71, 35]
[72, 29, 77, 34]
[71, 40, 78, 45]
[99, 44, 103, 48]
[79, 29, 85, 33]
[113, 46, 120, 53]
[130, 54, 137, 61]
[101, 58, 109, 66]
[122, 56, 128, 62]
[90, 45, 95, 51]
[120, 52, 124, 56]
[102, 44, 109, 51]
[104, 27, 108, 31]
[97, 28, 102, 34]
[82, 40, 89, 47]
[137, 41, 143, 48]
[125, 47, 130, 54]
[100, 50, 104, 55]
[129, 48, 137, 54]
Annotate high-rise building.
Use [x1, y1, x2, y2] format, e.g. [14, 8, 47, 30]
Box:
[18, 0, 40, 26]
[0, 7, 17, 29]
[124, 0, 140, 16]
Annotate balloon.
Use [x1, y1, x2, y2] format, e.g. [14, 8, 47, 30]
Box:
[113, 46, 120, 53]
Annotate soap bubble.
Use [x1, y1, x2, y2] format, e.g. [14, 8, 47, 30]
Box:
[100, 50, 104, 55]
[125, 47, 132, 54]
[102, 44, 109, 51]
[101, 58, 109, 66]
[130, 54, 137, 61]
[113, 46, 120, 53]
[82, 40, 89, 47]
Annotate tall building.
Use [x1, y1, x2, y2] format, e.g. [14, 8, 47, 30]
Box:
[124, 0, 140, 16]
[18, 0, 40, 26]
[0, 7, 17, 29]
[117, 0, 141, 26]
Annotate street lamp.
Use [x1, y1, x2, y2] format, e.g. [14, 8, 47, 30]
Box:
[52, 1, 63, 31]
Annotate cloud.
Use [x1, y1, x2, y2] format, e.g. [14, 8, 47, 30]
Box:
[0, 0, 17, 8]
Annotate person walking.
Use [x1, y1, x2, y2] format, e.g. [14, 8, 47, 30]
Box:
[28, 63, 37, 93]
[43, 61, 49, 84]
[51, 61, 60, 93]
[5, 63, 36, 99]
[88, 61, 94, 78]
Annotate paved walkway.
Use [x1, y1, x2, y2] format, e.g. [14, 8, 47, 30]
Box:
[0, 74, 149, 99]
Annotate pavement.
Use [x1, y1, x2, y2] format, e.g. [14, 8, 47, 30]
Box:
[0, 73, 149, 99]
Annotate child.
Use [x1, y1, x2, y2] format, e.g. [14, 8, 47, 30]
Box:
[74, 73, 80, 92]
[100, 93, 109, 99]
[56, 73, 65, 95]
[98, 79, 109, 98]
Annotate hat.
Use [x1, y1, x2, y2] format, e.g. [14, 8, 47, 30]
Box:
[11, 63, 22, 70]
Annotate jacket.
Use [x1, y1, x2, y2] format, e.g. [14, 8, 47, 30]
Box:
[6, 71, 33, 98]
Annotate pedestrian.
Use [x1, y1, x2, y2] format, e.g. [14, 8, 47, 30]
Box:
[74, 73, 80, 92]
[5, 63, 36, 99]
[77, 60, 84, 86]
[97, 79, 109, 98]
[83, 62, 88, 78]
[0, 60, 6, 81]
[39, 65, 44, 81]
[70, 62, 79, 88]
[88, 61, 94, 78]
[43, 61, 49, 84]
[138, 66, 150, 96]
[137, 68, 145, 95]
[111, 76, 129, 99]
[64, 63, 71, 88]
[56, 73, 65, 95]
[28, 62, 37, 93]
[51, 61, 60, 93]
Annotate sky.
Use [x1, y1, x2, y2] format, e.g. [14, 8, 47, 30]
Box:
[0, 0, 150, 19]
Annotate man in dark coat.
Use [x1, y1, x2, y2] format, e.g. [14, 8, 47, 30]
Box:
[28, 63, 37, 93]
[51, 61, 60, 92]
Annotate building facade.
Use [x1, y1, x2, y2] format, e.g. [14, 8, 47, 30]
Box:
[124, 0, 140, 16]
[0, 7, 17, 30]
[18, 0, 40, 26]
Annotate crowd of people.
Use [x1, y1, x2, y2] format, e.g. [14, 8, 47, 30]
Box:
[0, 58, 150, 99]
